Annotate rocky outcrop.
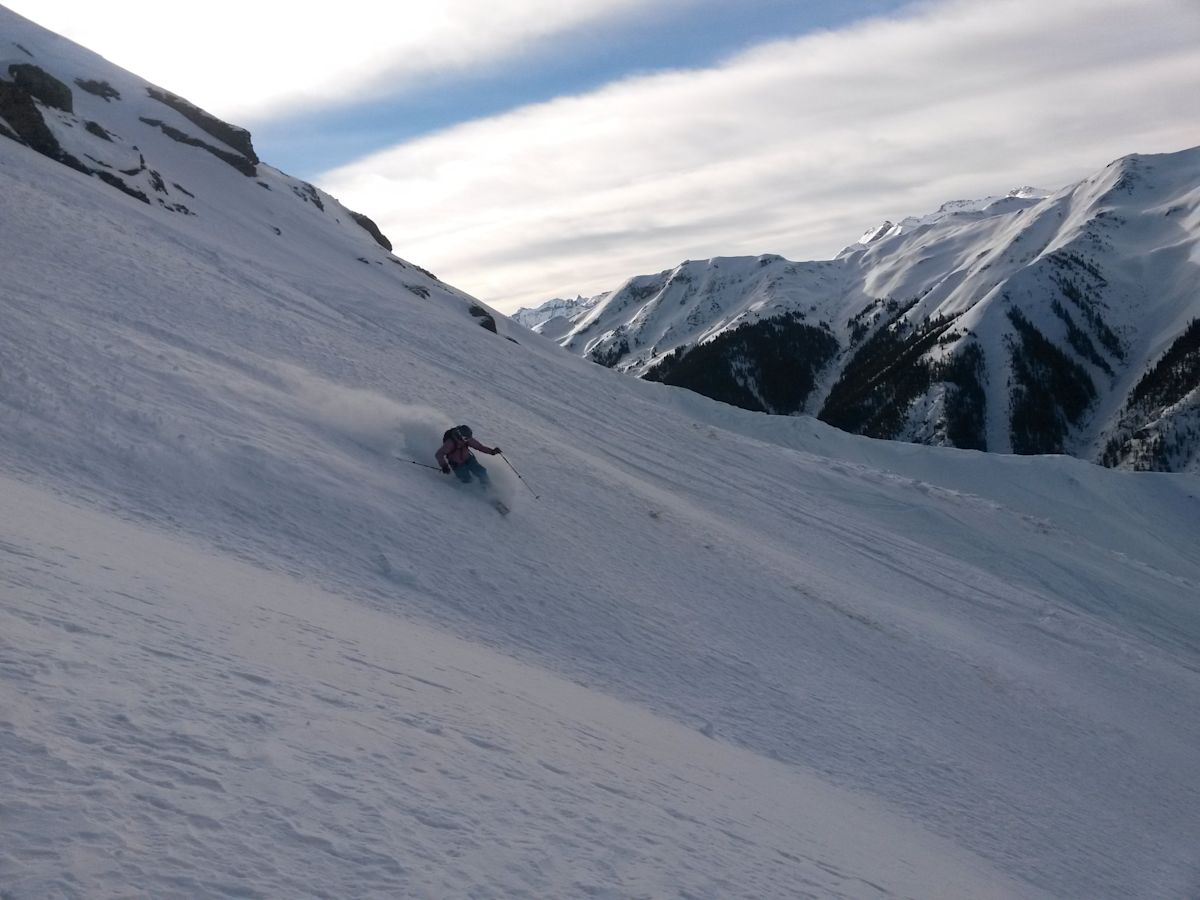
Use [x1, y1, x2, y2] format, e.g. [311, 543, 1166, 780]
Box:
[0, 71, 152, 205]
[145, 86, 258, 164]
[139, 117, 257, 176]
[292, 182, 325, 210]
[8, 63, 72, 112]
[0, 75, 64, 156]
[349, 211, 393, 252]
[469, 304, 498, 333]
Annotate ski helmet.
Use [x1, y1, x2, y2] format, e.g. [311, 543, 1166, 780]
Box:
[457, 425, 473, 439]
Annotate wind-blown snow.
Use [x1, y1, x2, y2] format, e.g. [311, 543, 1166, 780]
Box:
[2, 11, 1200, 899]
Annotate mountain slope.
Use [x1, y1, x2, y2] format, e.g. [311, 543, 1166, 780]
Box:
[0, 7, 503, 339]
[510, 293, 604, 335]
[3, 8, 1200, 899]
[533, 151, 1200, 471]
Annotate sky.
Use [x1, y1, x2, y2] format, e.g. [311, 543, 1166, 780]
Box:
[8, 0, 1200, 311]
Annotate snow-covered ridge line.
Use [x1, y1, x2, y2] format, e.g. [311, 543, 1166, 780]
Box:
[0, 5, 467, 306]
[522, 148, 1200, 472]
[854, 185, 1053, 247]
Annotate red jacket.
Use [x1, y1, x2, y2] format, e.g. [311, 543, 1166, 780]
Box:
[436, 434, 497, 468]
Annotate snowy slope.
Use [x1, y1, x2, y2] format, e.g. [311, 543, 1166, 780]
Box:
[535, 153, 1200, 471]
[0, 7, 495, 336]
[3, 8, 1200, 899]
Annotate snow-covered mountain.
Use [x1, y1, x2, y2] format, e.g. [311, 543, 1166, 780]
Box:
[534, 156, 1200, 471]
[3, 8, 1200, 899]
[510, 293, 604, 335]
[0, 8, 504, 339]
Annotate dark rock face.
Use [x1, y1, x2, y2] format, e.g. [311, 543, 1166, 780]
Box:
[85, 120, 114, 141]
[74, 78, 120, 101]
[0, 72, 149, 205]
[8, 63, 72, 112]
[469, 304, 498, 333]
[0, 76, 75, 160]
[292, 182, 325, 210]
[139, 117, 257, 176]
[349, 210, 393, 252]
[145, 86, 258, 164]
[92, 169, 150, 204]
[1, 78, 48, 149]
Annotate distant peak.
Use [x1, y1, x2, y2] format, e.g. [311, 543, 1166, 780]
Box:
[858, 221, 897, 245]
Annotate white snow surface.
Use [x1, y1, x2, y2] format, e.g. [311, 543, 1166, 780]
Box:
[3, 10, 1200, 899]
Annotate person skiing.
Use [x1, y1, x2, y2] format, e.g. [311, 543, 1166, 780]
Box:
[436, 425, 501, 486]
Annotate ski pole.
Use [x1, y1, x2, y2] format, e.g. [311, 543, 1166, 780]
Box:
[396, 456, 441, 470]
[500, 453, 538, 499]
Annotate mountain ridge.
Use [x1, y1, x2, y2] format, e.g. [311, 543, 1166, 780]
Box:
[522, 149, 1200, 471]
[0, 5, 505, 335]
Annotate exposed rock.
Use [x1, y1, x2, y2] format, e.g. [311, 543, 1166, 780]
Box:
[92, 169, 150, 204]
[74, 78, 120, 101]
[0, 77, 207, 209]
[8, 63, 72, 112]
[85, 120, 113, 141]
[145, 86, 257, 163]
[0, 77, 70, 158]
[349, 210, 392, 252]
[292, 182, 325, 210]
[119, 153, 146, 175]
[139, 117, 257, 176]
[469, 304, 498, 333]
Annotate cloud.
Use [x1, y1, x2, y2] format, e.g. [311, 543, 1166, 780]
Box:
[6, 0, 703, 119]
[317, 0, 1200, 312]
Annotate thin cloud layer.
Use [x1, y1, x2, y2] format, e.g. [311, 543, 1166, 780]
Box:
[319, 0, 1200, 311]
[5, 0, 701, 119]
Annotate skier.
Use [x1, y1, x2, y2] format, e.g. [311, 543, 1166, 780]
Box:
[436, 425, 502, 486]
